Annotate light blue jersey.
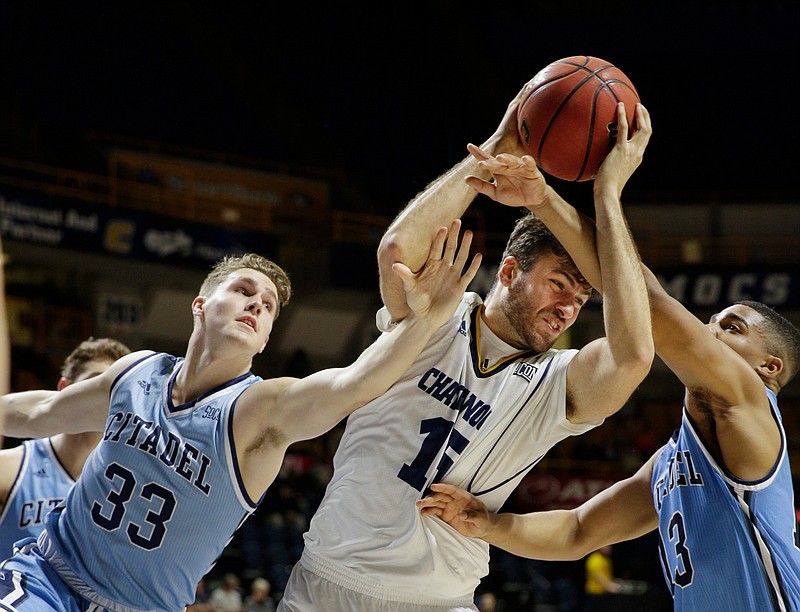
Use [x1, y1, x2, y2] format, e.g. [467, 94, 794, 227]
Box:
[652, 388, 800, 611]
[2, 352, 262, 612]
[0, 439, 75, 560]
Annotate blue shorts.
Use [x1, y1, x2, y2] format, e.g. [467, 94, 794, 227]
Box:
[0, 539, 100, 612]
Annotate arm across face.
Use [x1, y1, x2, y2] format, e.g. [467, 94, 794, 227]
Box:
[243, 221, 482, 448]
[466, 104, 655, 424]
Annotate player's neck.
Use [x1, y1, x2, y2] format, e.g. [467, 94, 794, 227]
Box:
[174, 351, 252, 405]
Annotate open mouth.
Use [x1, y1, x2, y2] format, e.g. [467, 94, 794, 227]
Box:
[543, 317, 561, 334]
[238, 318, 257, 331]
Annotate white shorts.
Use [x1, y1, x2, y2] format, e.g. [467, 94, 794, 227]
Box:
[276, 562, 478, 612]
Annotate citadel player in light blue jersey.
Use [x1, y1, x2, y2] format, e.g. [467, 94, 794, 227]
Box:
[0, 337, 131, 559]
[417, 143, 800, 611]
[0, 221, 481, 612]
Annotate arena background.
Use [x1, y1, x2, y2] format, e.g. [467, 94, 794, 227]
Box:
[1, 3, 798, 610]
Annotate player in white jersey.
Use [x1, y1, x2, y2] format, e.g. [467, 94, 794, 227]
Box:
[279, 98, 655, 609]
[0, 337, 130, 560]
[0, 222, 480, 612]
[417, 145, 800, 610]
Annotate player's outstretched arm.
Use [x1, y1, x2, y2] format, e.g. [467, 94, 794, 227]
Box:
[378, 84, 528, 322]
[465, 143, 601, 290]
[274, 220, 482, 443]
[1, 351, 149, 438]
[417, 452, 659, 561]
[643, 265, 780, 480]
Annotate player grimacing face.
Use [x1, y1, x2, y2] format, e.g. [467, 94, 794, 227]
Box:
[501, 252, 590, 352]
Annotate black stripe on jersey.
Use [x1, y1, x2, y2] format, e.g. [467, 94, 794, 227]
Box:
[228, 394, 260, 511]
[46, 438, 75, 484]
[468, 358, 556, 496]
[471, 453, 546, 498]
[468, 305, 538, 378]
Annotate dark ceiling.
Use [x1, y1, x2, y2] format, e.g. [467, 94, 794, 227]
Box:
[1, 2, 798, 215]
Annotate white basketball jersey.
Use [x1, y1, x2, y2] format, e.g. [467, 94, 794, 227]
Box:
[301, 293, 599, 606]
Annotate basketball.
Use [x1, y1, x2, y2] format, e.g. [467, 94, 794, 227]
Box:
[517, 56, 640, 182]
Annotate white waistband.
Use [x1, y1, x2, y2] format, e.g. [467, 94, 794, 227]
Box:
[299, 549, 474, 607]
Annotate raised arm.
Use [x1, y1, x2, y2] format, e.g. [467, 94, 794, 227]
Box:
[1, 350, 149, 438]
[377, 85, 528, 322]
[416, 451, 660, 561]
[564, 103, 653, 421]
[262, 220, 481, 444]
[466, 103, 654, 422]
[466, 144, 601, 291]
[643, 266, 779, 480]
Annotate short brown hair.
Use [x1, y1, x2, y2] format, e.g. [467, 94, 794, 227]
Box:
[489, 213, 592, 298]
[61, 337, 131, 381]
[199, 253, 292, 317]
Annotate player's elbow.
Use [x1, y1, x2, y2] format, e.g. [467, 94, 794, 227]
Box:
[3, 399, 46, 438]
[571, 521, 607, 559]
[612, 331, 654, 375]
[618, 351, 653, 395]
[552, 517, 593, 561]
[627, 341, 655, 375]
[378, 229, 408, 270]
[604, 342, 653, 405]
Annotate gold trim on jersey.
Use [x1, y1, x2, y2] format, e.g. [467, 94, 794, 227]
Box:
[471, 305, 536, 375]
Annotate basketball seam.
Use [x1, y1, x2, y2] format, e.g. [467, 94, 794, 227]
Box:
[519, 56, 638, 181]
[537, 70, 602, 178]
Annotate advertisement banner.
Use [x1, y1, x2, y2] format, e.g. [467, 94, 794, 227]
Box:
[0, 189, 278, 268]
[655, 267, 798, 310]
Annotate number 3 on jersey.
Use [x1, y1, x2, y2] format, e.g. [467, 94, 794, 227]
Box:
[659, 511, 695, 592]
[92, 462, 177, 550]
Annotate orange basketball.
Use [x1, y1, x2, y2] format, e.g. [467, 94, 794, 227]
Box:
[517, 56, 640, 182]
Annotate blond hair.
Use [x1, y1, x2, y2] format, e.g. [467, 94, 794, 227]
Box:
[199, 253, 292, 317]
